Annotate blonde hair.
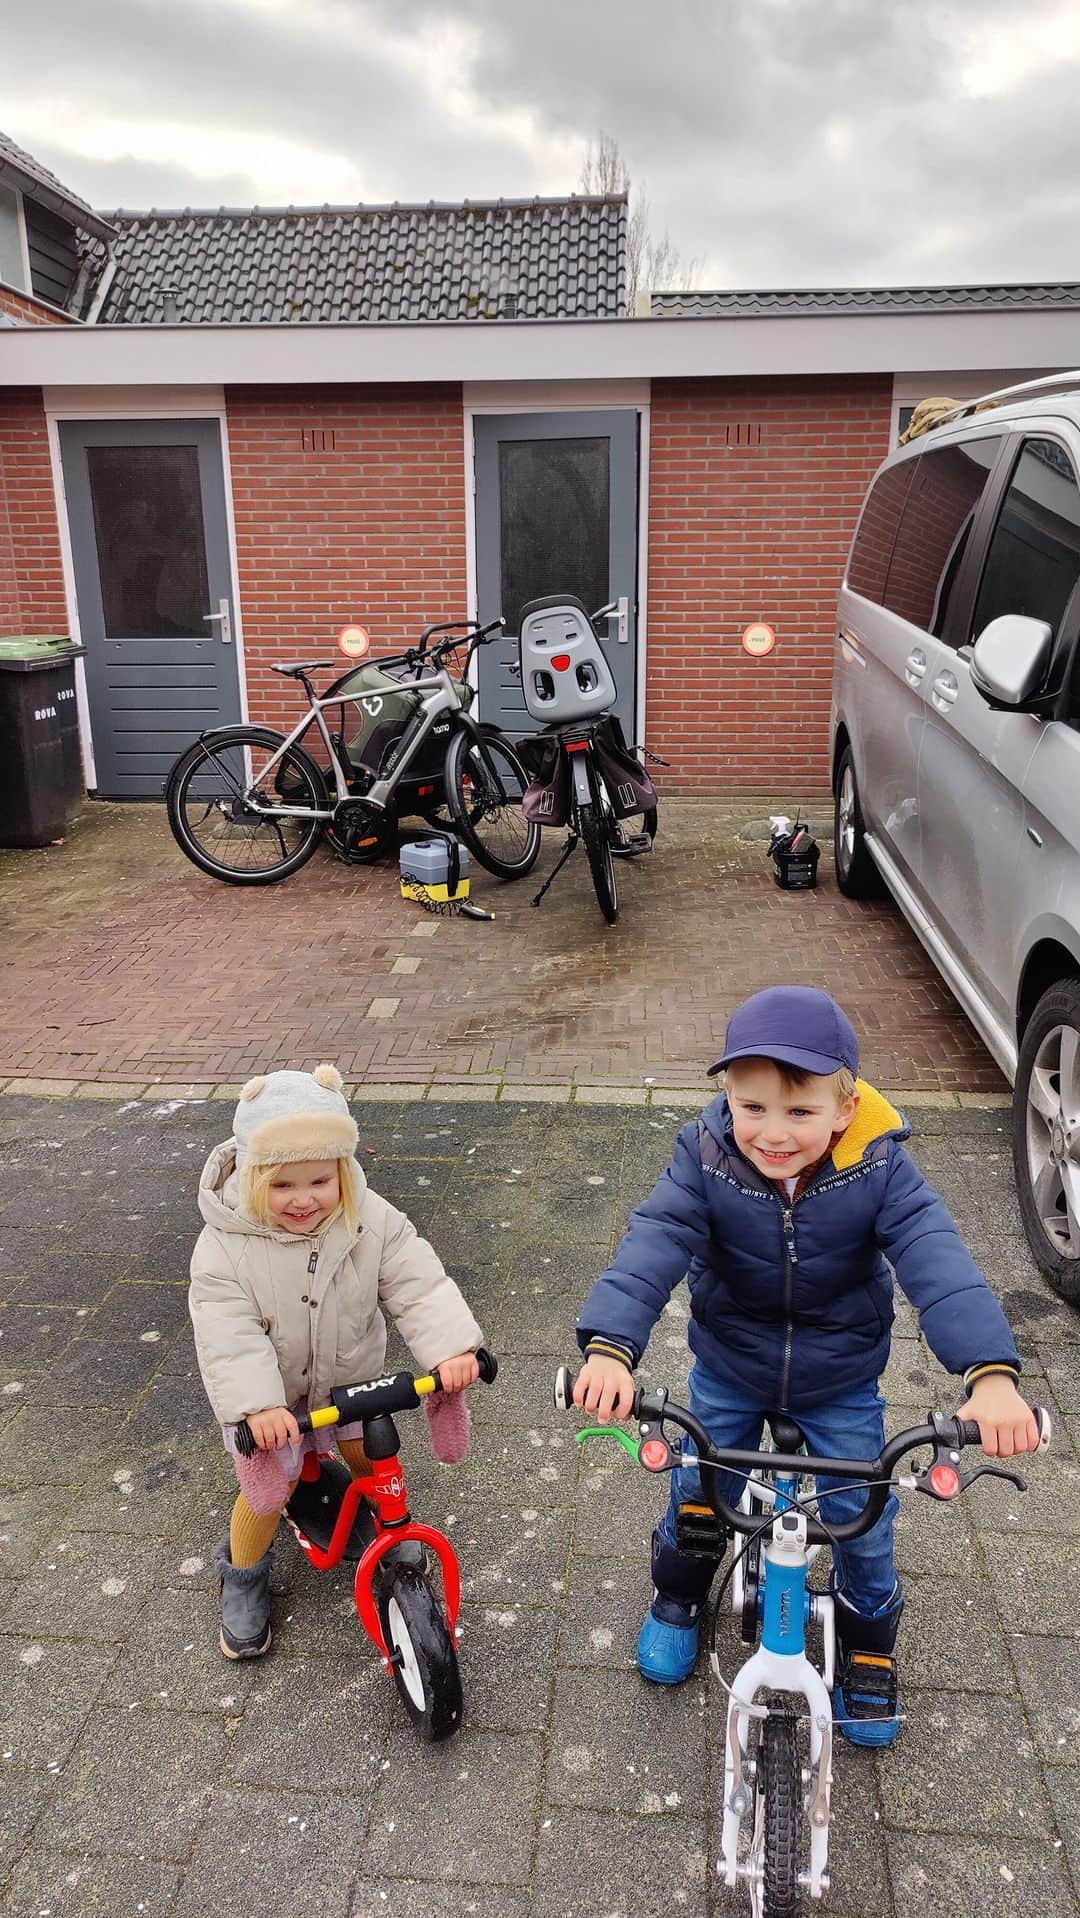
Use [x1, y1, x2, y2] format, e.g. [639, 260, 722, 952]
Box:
[242, 1156, 359, 1236]
[722, 1059, 857, 1106]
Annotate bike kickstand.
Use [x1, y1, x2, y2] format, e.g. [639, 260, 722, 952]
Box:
[531, 831, 579, 907]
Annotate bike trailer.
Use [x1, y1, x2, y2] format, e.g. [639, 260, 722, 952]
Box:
[518, 595, 617, 723]
[334, 659, 471, 784]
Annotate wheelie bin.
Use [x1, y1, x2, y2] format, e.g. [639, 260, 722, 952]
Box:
[0, 636, 86, 847]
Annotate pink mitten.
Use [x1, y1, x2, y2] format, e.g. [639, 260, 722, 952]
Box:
[424, 1389, 470, 1464]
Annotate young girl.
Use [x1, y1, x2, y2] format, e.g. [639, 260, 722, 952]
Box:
[189, 1064, 483, 1659]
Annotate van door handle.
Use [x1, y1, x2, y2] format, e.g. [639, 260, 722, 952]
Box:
[931, 670, 958, 710]
[905, 648, 927, 686]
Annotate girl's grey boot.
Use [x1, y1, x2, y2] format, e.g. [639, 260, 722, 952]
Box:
[215, 1539, 272, 1659]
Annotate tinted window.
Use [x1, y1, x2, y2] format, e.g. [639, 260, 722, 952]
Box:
[883, 437, 1001, 636]
[971, 438, 1080, 645]
[846, 460, 915, 604]
[498, 437, 610, 633]
[87, 443, 210, 639]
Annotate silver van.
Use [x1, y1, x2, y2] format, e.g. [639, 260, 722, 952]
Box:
[830, 371, 1080, 1305]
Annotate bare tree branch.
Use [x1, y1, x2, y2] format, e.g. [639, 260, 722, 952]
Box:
[580, 130, 698, 311]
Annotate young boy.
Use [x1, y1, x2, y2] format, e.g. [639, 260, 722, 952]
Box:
[573, 985, 1038, 1745]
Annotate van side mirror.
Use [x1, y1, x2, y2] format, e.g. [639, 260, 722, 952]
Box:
[969, 614, 1054, 710]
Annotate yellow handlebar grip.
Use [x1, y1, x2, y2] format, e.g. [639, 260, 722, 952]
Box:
[310, 1405, 340, 1429]
[415, 1375, 437, 1397]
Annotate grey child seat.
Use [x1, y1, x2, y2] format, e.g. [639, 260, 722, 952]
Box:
[518, 595, 617, 724]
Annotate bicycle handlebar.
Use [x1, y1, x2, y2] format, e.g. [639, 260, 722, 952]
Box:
[233, 1347, 497, 1457]
[552, 1364, 1050, 1545]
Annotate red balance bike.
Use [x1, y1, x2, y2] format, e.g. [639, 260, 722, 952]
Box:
[233, 1348, 498, 1741]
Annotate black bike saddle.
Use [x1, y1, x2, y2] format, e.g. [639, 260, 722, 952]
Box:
[766, 1412, 807, 1454]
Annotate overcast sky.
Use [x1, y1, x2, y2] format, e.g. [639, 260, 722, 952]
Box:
[3, 0, 1079, 288]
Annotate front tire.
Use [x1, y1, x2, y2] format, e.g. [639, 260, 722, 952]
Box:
[377, 1566, 463, 1743]
[1013, 979, 1080, 1304]
[834, 745, 883, 899]
[445, 726, 540, 879]
[760, 1711, 802, 1918]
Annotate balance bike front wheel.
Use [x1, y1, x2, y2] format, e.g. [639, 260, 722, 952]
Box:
[377, 1564, 463, 1742]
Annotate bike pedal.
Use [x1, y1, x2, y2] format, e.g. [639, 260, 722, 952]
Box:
[610, 832, 652, 858]
[674, 1501, 726, 1556]
[836, 1651, 899, 1719]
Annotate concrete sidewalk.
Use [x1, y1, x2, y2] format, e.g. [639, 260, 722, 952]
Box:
[1, 798, 1007, 1099]
[0, 1090, 1076, 1917]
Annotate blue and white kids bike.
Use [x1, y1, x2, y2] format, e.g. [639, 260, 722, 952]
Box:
[554, 1365, 1050, 1916]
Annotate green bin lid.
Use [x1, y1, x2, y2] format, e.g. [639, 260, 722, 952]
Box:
[0, 635, 73, 660]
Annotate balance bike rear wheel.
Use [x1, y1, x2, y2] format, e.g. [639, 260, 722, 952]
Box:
[377, 1564, 463, 1742]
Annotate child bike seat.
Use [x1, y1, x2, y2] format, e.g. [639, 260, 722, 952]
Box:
[518, 595, 617, 723]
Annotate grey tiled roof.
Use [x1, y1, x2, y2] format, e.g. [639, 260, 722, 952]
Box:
[78, 195, 627, 323]
[650, 283, 1080, 318]
[0, 130, 113, 240]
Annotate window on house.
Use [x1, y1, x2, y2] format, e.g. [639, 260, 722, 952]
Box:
[882, 437, 1001, 638]
[0, 185, 29, 292]
[970, 438, 1080, 648]
[896, 405, 916, 442]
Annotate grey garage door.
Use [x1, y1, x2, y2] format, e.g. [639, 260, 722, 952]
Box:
[59, 418, 241, 797]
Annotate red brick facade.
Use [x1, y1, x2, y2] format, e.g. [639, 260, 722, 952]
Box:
[646, 376, 893, 793]
[0, 388, 68, 635]
[0, 285, 73, 325]
[225, 385, 468, 732]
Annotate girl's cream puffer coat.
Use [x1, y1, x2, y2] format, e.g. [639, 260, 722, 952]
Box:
[189, 1140, 483, 1424]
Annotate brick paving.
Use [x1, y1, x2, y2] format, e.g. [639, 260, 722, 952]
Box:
[0, 1093, 1076, 1917]
[1, 799, 1006, 1096]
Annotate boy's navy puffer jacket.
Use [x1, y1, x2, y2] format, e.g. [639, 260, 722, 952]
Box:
[577, 1083, 1019, 1412]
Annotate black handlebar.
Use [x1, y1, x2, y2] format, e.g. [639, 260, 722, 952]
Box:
[552, 1365, 1049, 1546]
[234, 1348, 497, 1458]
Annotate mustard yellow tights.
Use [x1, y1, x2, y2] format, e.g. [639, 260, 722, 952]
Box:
[229, 1436, 372, 1567]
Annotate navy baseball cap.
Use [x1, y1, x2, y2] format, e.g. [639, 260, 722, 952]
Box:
[708, 986, 860, 1079]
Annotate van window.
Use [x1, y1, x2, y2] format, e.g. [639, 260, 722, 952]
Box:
[970, 438, 1080, 646]
[846, 460, 915, 605]
[882, 438, 1001, 637]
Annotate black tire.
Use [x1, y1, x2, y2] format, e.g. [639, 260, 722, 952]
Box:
[578, 763, 618, 924]
[165, 727, 327, 885]
[377, 1566, 463, 1743]
[1012, 979, 1080, 1305]
[761, 1711, 802, 1918]
[444, 726, 541, 879]
[643, 806, 658, 842]
[833, 745, 883, 899]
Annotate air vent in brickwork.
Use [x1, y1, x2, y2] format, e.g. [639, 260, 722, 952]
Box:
[722, 423, 764, 448]
[300, 428, 338, 453]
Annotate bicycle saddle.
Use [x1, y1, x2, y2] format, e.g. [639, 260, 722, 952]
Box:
[270, 660, 336, 677]
[766, 1412, 806, 1453]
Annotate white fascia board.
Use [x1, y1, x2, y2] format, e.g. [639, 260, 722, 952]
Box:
[4, 310, 1080, 386]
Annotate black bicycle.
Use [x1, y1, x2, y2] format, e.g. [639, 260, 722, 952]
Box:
[165, 619, 541, 886]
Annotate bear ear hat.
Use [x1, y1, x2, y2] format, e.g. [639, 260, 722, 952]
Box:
[240, 1075, 267, 1101]
[312, 1063, 344, 1092]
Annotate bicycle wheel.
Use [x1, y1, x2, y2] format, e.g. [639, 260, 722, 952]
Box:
[377, 1564, 463, 1743]
[444, 726, 540, 879]
[166, 727, 327, 885]
[578, 763, 618, 924]
[761, 1711, 802, 1917]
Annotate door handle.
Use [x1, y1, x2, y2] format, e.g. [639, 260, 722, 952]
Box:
[905, 648, 927, 686]
[601, 597, 630, 644]
[203, 599, 233, 645]
[931, 670, 958, 710]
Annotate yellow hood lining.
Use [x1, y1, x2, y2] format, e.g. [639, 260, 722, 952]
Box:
[831, 1080, 905, 1171]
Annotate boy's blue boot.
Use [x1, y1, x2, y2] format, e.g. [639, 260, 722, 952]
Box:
[833, 1590, 903, 1748]
[636, 1526, 720, 1685]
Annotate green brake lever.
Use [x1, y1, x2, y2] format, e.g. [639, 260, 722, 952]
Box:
[574, 1425, 642, 1460]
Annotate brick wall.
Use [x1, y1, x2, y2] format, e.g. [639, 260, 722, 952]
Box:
[0, 285, 74, 325]
[225, 385, 467, 732]
[647, 376, 893, 793]
[0, 388, 68, 634]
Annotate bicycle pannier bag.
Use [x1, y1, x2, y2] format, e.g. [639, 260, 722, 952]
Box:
[518, 733, 572, 828]
[592, 716, 657, 819]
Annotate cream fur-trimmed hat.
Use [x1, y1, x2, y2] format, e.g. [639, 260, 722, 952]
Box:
[233, 1065, 358, 1169]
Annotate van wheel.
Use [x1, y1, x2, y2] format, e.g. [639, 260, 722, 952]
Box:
[834, 748, 883, 899]
[1013, 981, 1080, 1305]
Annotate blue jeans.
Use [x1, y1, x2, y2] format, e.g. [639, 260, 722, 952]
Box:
[656, 1362, 901, 1620]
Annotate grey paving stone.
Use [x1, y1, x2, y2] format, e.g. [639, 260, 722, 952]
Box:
[349, 1883, 528, 1918]
[0, 1406, 117, 1485]
[35, 1704, 227, 1856]
[1037, 1344, 1080, 1413]
[70, 1440, 209, 1543]
[877, 1690, 1051, 1837]
[100, 1584, 259, 1717]
[124, 1372, 212, 1445]
[886, 1833, 1076, 1918]
[0, 1634, 117, 1769]
[1008, 1634, 1080, 1764]
[547, 1665, 710, 1813]
[40, 1335, 172, 1407]
[0, 1847, 181, 1916]
[901, 1575, 1015, 1693]
[5, 1531, 170, 1643]
[469, 1356, 571, 1429]
[363, 1729, 543, 1885]
[1044, 1766, 1080, 1891]
[983, 1532, 1080, 1635]
[0, 1306, 80, 1368]
[966, 1447, 1080, 1535]
[559, 1554, 644, 1669]
[16, 1252, 133, 1308]
[224, 1655, 395, 1795]
[572, 1448, 667, 1561]
[82, 1279, 191, 1342]
[482, 1277, 583, 1357]
[0, 1484, 76, 1578]
[892, 1492, 974, 1578]
[454, 1601, 558, 1733]
[171, 1786, 364, 1918]
[531, 1807, 709, 1918]
[0, 1768, 53, 1882]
